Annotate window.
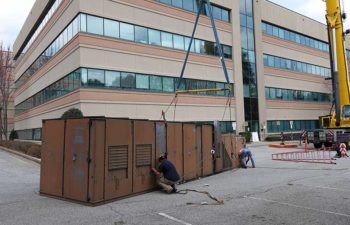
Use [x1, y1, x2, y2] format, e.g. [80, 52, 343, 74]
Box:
[135, 26, 148, 44]
[183, 0, 194, 11]
[148, 29, 161, 46]
[173, 35, 184, 50]
[213, 6, 222, 20]
[104, 19, 119, 38]
[87, 15, 103, 35]
[80, 14, 87, 32]
[121, 72, 136, 88]
[120, 23, 134, 41]
[161, 32, 173, 48]
[105, 71, 120, 87]
[81, 68, 88, 86]
[163, 77, 174, 92]
[136, 74, 150, 89]
[172, 0, 183, 8]
[150, 76, 162, 91]
[88, 69, 105, 87]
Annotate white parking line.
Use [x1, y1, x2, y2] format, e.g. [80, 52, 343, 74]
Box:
[158, 212, 192, 225]
[245, 196, 350, 218]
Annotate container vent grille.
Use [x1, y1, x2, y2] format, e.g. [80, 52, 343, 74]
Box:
[136, 144, 152, 167]
[108, 145, 128, 170]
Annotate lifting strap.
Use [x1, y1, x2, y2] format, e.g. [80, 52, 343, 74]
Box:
[176, 189, 224, 205]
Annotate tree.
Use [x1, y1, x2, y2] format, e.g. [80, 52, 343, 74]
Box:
[0, 43, 14, 140]
[61, 108, 83, 119]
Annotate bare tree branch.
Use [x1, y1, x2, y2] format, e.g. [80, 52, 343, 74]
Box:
[0, 42, 15, 140]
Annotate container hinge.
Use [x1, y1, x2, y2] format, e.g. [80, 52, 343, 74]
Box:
[89, 120, 93, 127]
[87, 197, 91, 202]
[87, 157, 91, 163]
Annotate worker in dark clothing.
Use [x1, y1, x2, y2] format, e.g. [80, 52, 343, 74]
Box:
[152, 156, 180, 193]
[239, 145, 255, 168]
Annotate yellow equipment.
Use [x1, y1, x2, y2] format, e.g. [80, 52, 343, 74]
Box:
[321, 0, 350, 129]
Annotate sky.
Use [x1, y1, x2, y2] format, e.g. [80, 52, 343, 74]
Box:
[0, 0, 350, 50]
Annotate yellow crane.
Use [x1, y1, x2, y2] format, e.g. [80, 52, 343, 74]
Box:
[309, 0, 350, 149]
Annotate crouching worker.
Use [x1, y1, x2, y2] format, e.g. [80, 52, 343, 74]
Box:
[239, 145, 256, 168]
[151, 156, 180, 193]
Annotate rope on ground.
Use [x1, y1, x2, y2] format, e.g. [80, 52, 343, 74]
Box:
[175, 189, 224, 205]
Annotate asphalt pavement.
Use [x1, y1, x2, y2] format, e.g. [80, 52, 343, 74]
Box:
[0, 145, 349, 225]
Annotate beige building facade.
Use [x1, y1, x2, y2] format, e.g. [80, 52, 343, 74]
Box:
[13, 0, 349, 140]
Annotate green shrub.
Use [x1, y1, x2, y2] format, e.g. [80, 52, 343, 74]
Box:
[0, 140, 41, 158]
[9, 129, 18, 140]
[61, 108, 83, 119]
[239, 132, 252, 143]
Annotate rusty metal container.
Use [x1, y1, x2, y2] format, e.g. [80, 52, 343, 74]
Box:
[40, 119, 65, 197]
[166, 123, 184, 180]
[40, 117, 233, 205]
[132, 120, 156, 193]
[213, 121, 223, 172]
[183, 123, 197, 181]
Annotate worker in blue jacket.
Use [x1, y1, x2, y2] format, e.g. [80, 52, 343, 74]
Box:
[239, 145, 256, 168]
[152, 156, 180, 193]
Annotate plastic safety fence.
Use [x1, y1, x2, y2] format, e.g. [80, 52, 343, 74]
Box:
[272, 149, 336, 164]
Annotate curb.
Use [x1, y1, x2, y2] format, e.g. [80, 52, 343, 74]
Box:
[0, 146, 41, 164]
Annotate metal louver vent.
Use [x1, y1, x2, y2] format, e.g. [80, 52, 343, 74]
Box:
[136, 144, 152, 167]
[108, 145, 128, 170]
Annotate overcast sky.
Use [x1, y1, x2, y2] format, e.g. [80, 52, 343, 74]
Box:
[0, 0, 350, 50]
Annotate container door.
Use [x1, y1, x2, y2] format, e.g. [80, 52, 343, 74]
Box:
[133, 121, 156, 193]
[214, 121, 223, 172]
[105, 119, 133, 200]
[202, 125, 214, 176]
[183, 124, 197, 181]
[40, 120, 65, 197]
[166, 123, 184, 180]
[196, 126, 202, 177]
[63, 119, 90, 202]
[88, 119, 105, 203]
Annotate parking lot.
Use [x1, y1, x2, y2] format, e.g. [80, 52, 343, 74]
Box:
[0, 144, 349, 225]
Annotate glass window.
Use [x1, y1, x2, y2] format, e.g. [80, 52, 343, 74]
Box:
[222, 9, 229, 22]
[81, 68, 88, 86]
[135, 26, 148, 44]
[88, 69, 105, 86]
[267, 55, 274, 67]
[148, 29, 161, 46]
[184, 37, 195, 52]
[246, 16, 253, 29]
[80, 14, 87, 32]
[120, 23, 134, 41]
[213, 6, 222, 20]
[163, 77, 174, 92]
[172, 0, 183, 8]
[150, 76, 162, 91]
[67, 23, 73, 41]
[121, 72, 136, 88]
[183, 0, 194, 11]
[240, 14, 247, 27]
[104, 19, 119, 38]
[72, 16, 79, 36]
[136, 74, 150, 89]
[173, 35, 184, 50]
[105, 71, 120, 87]
[87, 15, 103, 35]
[161, 32, 173, 48]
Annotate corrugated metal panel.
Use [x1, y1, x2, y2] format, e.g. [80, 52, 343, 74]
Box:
[183, 124, 197, 181]
[40, 120, 65, 197]
[196, 126, 202, 177]
[202, 125, 214, 176]
[167, 123, 184, 179]
[88, 119, 105, 203]
[63, 119, 90, 202]
[133, 121, 156, 193]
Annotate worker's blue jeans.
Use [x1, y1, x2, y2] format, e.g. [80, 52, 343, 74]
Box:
[240, 150, 255, 168]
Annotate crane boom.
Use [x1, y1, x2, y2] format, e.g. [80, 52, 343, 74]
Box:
[322, 0, 350, 128]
